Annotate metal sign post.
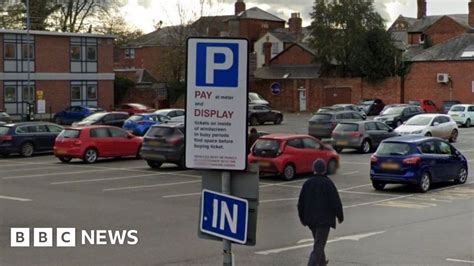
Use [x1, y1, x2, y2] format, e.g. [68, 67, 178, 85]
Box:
[221, 171, 233, 266]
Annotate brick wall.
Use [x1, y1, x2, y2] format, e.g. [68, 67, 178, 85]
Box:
[35, 36, 69, 73]
[98, 80, 114, 111]
[405, 61, 474, 107]
[269, 45, 314, 65]
[98, 38, 114, 73]
[239, 20, 285, 51]
[0, 81, 3, 111]
[36, 80, 70, 113]
[425, 16, 467, 45]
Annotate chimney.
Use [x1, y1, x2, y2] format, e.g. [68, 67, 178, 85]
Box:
[288, 13, 302, 36]
[469, 1, 474, 28]
[417, 0, 426, 19]
[235, 0, 246, 15]
[263, 42, 272, 66]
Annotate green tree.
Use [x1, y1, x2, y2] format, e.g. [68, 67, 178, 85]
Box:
[309, 0, 398, 80]
[114, 76, 135, 106]
[0, 3, 25, 30]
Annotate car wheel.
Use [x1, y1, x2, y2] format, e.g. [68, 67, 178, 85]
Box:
[449, 129, 458, 143]
[360, 139, 371, 154]
[454, 167, 468, 184]
[20, 142, 34, 157]
[372, 181, 385, 191]
[58, 157, 72, 163]
[274, 115, 283, 125]
[418, 171, 431, 193]
[334, 146, 343, 153]
[136, 146, 142, 159]
[465, 119, 471, 128]
[83, 148, 98, 164]
[281, 163, 296, 181]
[396, 120, 403, 127]
[147, 160, 162, 169]
[425, 132, 432, 137]
[250, 116, 259, 126]
[327, 159, 338, 175]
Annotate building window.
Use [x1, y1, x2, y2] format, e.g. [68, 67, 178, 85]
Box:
[71, 46, 81, 60]
[4, 43, 16, 59]
[124, 48, 135, 59]
[3, 34, 35, 72]
[21, 43, 34, 59]
[272, 43, 280, 55]
[87, 46, 97, 60]
[4, 86, 16, 102]
[70, 37, 98, 73]
[70, 81, 98, 106]
[3, 81, 35, 114]
[22, 85, 35, 102]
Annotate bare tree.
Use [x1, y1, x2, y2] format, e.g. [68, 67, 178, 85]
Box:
[95, 13, 143, 45]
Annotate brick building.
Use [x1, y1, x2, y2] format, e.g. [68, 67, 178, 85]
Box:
[0, 29, 115, 118]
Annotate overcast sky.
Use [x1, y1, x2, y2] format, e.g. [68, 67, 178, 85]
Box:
[120, 0, 471, 33]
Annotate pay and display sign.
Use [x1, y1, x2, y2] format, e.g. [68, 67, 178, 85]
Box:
[186, 38, 249, 170]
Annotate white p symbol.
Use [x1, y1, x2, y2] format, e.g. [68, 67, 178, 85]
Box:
[206, 47, 233, 84]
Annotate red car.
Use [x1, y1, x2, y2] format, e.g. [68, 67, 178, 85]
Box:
[408, 99, 439, 113]
[54, 126, 143, 163]
[120, 103, 155, 116]
[248, 134, 339, 180]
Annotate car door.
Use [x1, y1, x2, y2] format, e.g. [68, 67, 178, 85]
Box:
[301, 137, 324, 173]
[285, 138, 306, 173]
[261, 105, 274, 122]
[45, 124, 63, 150]
[435, 140, 461, 180]
[438, 116, 453, 139]
[430, 116, 444, 138]
[109, 127, 135, 156]
[28, 124, 51, 151]
[375, 122, 397, 143]
[101, 114, 114, 126]
[418, 140, 444, 182]
[468, 106, 474, 123]
[89, 128, 113, 157]
[364, 122, 381, 146]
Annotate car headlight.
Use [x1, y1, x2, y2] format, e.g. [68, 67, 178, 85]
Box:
[461, 113, 466, 117]
[412, 130, 423, 134]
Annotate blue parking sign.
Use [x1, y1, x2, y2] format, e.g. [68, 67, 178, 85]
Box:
[196, 43, 239, 87]
[200, 189, 248, 244]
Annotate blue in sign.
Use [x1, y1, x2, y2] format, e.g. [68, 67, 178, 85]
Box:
[200, 189, 248, 244]
[196, 43, 239, 88]
[271, 82, 281, 95]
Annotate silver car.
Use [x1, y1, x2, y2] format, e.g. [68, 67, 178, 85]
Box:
[394, 114, 459, 142]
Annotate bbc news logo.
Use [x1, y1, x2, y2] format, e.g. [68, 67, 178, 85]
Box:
[10, 228, 139, 247]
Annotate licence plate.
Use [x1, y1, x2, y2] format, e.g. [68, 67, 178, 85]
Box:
[381, 162, 400, 170]
[451, 114, 458, 117]
[258, 161, 271, 167]
[148, 140, 161, 147]
[336, 140, 348, 146]
[56, 149, 66, 155]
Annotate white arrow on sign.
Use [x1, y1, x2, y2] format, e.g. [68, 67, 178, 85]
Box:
[255, 231, 385, 255]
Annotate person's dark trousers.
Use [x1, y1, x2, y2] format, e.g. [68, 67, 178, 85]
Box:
[308, 226, 330, 266]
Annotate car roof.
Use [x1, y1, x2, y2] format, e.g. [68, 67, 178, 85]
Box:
[151, 122, 184, 128]
[7, 121, 58, 126]
[451, 104, 472, 107]
[66, 125, 113, 130]
[382, 136, 445, 144]
[413, 113, 447, 118]
[259, 134, 314, 140]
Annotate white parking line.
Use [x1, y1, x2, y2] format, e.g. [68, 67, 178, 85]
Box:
[338, 190, 395, 197]
[260, 197, 298, 203]
[103, 180, 201, 192]
[0, 166, 61, 173]
[50, 173, 159, 185]
[339, 183, 372, 191]
[342, 171, 359, 176]
[446, 258, 474, 264]
[344, 194, 415, 209]
[2, 169, 112, 180]
[163, 192, 201, 198]
[0, 195, 32, 202]
[341, 161, 369, 165]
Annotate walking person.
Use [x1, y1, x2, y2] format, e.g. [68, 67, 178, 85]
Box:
[248, 127, 259, 154]
[297, 159, 344, 266]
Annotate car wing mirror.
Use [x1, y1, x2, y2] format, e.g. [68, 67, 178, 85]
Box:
[388, 128, 393, 132]
[433, 122, 440, 126]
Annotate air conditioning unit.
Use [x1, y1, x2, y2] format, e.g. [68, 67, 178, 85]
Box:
[437, 73, 449, 84]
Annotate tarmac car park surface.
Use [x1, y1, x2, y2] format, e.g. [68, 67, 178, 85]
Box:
[1, 113, 473, 265]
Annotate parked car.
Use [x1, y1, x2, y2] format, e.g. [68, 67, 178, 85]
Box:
[370, 136, 468, 193]
[53, 106, 103, 125]
[332, 104, 367, 119]
[448, 104, 474, 127]
[140, 123, 185, 169]
[248, 134, 339, 180]
[72, 112, 129, 127]
[248, 104, 283, 126]
[123, 113, 171, 136]
[358, 99, 385, 116]
[0, 111, 12, 123]
[441, 100, 461, 114]
[54, 126, 142, 163]
[308, 110, 365, 139]
[394, 114, 459, 142]
[408, 99, 439, 113]
[316, 106, 343, 113]
[380, 104, 411, 114]
[248, 92, 269, 105]
[154, 109, 185, 122]
[331, 121, 398, 153]
[374, 105, 424, 128]
[120, 103, 155, 116]
[0, 122, 63, 157]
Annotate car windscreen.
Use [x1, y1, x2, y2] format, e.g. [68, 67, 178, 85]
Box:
[253, 139, 281, 157]
[0, 126, 10, 135]
[450, 106, 465, 112]
[249, 93, 263, 100]
[147, 127, 175, 137]
[406, 116, 432, 126]
[310, 113, 332, 122]
[408, 100, 421, 106]
[58, 129, 81, 138]
[82, 112, 105, 122]
[129, 115, 144, 122]
[376, 143, 412, 156]
[382, 107, 404, 115]
[334, 123, 359, 132]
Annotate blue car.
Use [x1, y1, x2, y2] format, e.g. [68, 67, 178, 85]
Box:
[54, 106, 103, 125]
[123, 113, 170, 136]
[370, 136, 468, 192]
[0, 122, 63, 157]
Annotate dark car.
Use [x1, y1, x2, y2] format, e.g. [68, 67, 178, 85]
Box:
[73, 112, 129, 127]
[308, 111, 365, 139]
[442, 100, 461, 114]
[53, 106, 103, 125]
[0, 122, 63, 157]
[374, 105, 424, 128]
[140, 123, 185, 169]
[331, 121, 398, 153]
[333, 104, 367, 119]
[0, 111, 12, 123]
[122, 113, 170, 136]
[370, 136, 468, 192]
[380, 103, 409, 114]
[248, 104, 283, 126]
[358, 98, 385, 116]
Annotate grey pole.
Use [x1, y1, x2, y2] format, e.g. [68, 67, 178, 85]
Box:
[26, 0, 31, 119]
[221, 171, 233, 266]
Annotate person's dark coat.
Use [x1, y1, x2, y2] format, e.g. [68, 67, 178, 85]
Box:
[297, 175, 344, 229]
[248, 131, 259, 151]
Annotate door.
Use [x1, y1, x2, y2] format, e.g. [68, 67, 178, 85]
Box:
[435, 140, 461, 180]
[260, 105, 274, 122]
[418, 140, 444, 182]
[89, 128, 113, 157]
[364, 122, 381, 146]
[45, 124, 63, 149]
[26, 124, 50, 151]
[298, 89, 307, 112]
[301, 137, 324, 173]
[109, 127, 136, 156]
[375, 122, 397, 144]
[102, 114, 114, 126]
[285, 138, 306, 173]
[468, 106, 474, 122]
[430, 116, 444, 138]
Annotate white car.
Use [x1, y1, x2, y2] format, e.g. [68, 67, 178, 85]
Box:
[394, 114, 459, 142]
[154, 109, 185, 122]
[448, 104, 474, 127]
